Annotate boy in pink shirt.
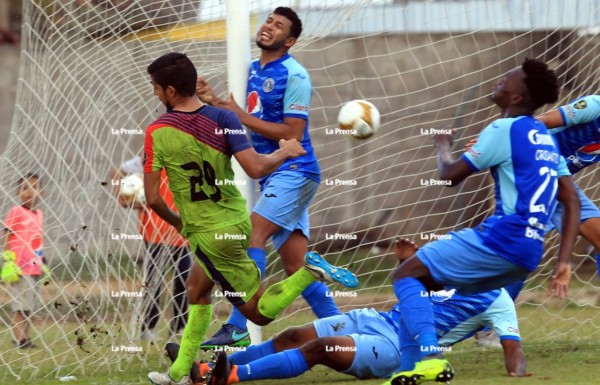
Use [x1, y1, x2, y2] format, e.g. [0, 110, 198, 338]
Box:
[2, 173, 44, 349]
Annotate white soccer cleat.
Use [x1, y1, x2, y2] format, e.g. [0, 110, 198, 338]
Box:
[147, 371, 191, 385]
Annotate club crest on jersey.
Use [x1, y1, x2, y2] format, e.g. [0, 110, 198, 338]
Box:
[246, 91, 262, 114]
[574, 100, 588, 110]
[262, 78, 275, 92]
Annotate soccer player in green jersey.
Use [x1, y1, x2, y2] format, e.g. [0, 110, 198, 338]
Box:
[144, 53, 358, 385]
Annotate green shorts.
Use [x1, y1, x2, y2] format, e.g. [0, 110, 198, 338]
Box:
[189, 219, 260, 306]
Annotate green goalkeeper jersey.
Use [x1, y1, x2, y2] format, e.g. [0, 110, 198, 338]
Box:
[143, 105, 252, 236]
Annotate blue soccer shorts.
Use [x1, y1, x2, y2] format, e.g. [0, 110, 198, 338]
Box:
[253, 171, 319, 250]
[547, 183, 600, 233]
[313, 308, 401, 379]
[416, 228, 530, 295]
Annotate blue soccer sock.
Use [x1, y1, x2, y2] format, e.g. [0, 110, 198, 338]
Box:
[229, 339, 275, 365]
[227, 248, 267, 330]
[302, 281, 340, 318]
[236, 348, 309, 382]
[393, 277, 439, 359]
[596, 254, 600, 279]
[398, 316, 420, 371]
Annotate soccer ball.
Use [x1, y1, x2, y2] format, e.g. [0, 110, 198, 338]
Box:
[119, 173, 146, 205]
[337, 100, 381, 140]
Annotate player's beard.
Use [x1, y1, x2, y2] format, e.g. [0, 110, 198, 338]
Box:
[256, 37, 286, 51]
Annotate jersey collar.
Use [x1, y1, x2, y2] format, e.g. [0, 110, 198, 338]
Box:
[259, 53, 291, 71]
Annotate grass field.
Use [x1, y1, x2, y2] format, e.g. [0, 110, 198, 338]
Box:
[3, 302, 600, 384]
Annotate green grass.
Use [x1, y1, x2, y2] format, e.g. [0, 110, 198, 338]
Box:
[3, 304, 600, 384]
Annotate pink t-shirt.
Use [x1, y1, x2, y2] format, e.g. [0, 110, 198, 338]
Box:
[4, 205, 44, 276]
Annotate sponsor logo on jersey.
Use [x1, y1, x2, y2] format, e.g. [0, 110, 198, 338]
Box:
[574, 142, 600, 164]
[574, 100, 588, 110]
[262, 78, 275, 92]
[293, 73, 307, 80]
[527, 129, 555, 146]
[289, 103, 309, 111]
[246, 91, 262, 114]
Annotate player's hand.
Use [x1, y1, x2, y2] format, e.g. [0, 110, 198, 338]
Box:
[278, 139, 306, 158]
[548, 262, 571, 299]
[432, 127, 455, 148]
[196, 77, 215, 104]
[214, 93, 244, 115]
[464, 137, 478, 150]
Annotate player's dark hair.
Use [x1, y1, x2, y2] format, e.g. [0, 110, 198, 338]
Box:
[522, 58, 559, 110]
[273, 7, 302, 39]
[17, 172, 41, 187]
[147, 52, 197, 97]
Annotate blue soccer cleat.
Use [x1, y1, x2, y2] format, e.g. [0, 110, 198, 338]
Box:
[200, 324, 250, 350]
[304, 251, 359, 288]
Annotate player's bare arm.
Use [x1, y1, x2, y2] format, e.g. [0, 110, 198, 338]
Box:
[536, 109, 563, 129]
[433, 129, 474, 186]
[234, 138, 306, 179]
[500, 339, 531, 377]
[549, 176, 580, 299]
[217, 92, 305, 141]
[143, 170, 182, 233]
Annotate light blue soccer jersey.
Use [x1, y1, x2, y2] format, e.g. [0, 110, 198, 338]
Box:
[246, 53, 320, 184]
[380, 288, 520, 344]
[461, 116, 569, 271]
[551, 95, 600, 174]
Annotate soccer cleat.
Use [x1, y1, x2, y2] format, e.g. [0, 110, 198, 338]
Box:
[147, 371, 191, 385]
[200, 324, 250, 350]
[165, 343, 205, 384]
[206, 351, 238, 385]
[304, 251, 359, 288]
[387, 358, 454, 385]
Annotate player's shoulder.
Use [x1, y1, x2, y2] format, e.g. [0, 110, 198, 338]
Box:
[282, 55, 310, 81]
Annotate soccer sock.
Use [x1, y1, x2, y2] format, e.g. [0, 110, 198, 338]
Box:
[229, 339, 276, 365]
[596, 254, 600, 278]
[398, 316, 420, 371]
[258, 267, 316, 319]
[302, 281, 340, 318]
[393, 277, 439, 359]
[504, 280, 525, 301]
[236, 348, 310, 382]
[169, 304, 212, 381]
[227, 248, 267, 330]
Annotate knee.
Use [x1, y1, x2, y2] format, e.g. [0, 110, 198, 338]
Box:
[300, 339, 329, 364]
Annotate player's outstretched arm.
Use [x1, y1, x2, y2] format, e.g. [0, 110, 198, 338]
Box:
[500, 340, 531, 377]
[433, 129, 474, 186]
[536, 108, 563, 129]
[549, 175, 580, 299]
[143, 170, 183, 233]
[233, 139, 306, 179]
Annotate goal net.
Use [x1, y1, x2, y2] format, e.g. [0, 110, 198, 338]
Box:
[1, 0, 599, 381]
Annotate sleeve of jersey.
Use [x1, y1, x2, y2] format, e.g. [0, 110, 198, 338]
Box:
[482, 290, 521, 342]
[283, 71, 311, 120]
[461, 121, 510, 172]
[559, 95, 600, 126]
[224, 111, 252, 154]
[143, 125, 164, 173]
[3, 207, 19, 232]
[557, 155, 571, 177]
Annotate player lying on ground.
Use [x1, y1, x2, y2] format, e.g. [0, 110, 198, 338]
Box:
[192, 239, 527, 384]
[384, 58, 580, 385]
[142, 52, 358, 385]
